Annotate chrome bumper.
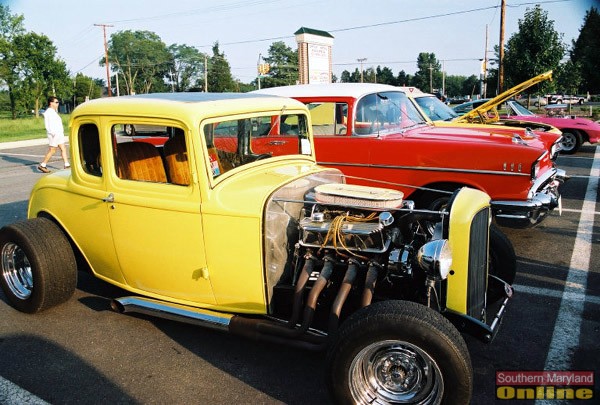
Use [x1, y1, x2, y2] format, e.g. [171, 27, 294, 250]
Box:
[492, 168, 567, 228]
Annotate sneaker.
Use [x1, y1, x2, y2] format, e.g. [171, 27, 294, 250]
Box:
[37, 165, 50, 173]
[64, 164, 71, 169]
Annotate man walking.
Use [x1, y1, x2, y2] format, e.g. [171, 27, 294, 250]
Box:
[38, 96, 70, 173]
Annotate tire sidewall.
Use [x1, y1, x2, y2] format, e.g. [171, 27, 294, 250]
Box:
[0, 218, 76, 313]
[560, 131, 581, 154]
[327, 301, 472, 404]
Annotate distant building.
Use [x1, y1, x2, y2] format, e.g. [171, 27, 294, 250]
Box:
[295, 27, 334, 84]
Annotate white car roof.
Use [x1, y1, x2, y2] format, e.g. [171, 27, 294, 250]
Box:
[396, 86, 430, 97]
[252, 83, 401, 99]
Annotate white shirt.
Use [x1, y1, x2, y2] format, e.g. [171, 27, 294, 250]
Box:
[43, 107, 66, 147]
[44, 107, 64, 137]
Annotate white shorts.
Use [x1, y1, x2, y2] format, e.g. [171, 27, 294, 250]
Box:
[47, 133, 66, 147]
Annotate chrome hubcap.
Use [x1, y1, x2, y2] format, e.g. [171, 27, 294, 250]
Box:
[350, 340, 443, 404]
[561, 134, 575, 151]
[1, 242, 33, 300]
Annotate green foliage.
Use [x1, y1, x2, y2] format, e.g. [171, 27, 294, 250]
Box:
[169, 44, 206, 92]
[412, 53, 442, 92]
[503, 5, 565, 91]
[1, 5, 71, 118]
[73, 73, 102, 105]
[570, 7, 600, 93]
[261, 41, 298, 88]
[376, 66, 396, 85]
[207, 42, 236, 92]
[105, 30, 172, 95]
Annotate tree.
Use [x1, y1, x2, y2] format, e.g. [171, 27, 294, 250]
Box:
[444, 75, 468, 97]
[0, 4, 25, 118]
[168, 44, 206, 92]
[14, 32, 71, 116]
[570, 7, 600, 93]
[207, 42, 235, 92]
[104, 30, 171, 95]
[412, 53, 442, 92]
[261, 41, 298, 88]
[396, 70, 411, 86]
[502, 5, 565, 92]
[376, 66, 396, 85]
[73, 73, 102, 106]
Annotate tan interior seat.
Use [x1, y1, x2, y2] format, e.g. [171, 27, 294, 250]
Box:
[164, 132, 191, 185]
[116, 141, 167, 183]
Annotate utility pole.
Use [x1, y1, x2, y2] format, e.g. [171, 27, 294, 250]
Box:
[204, 54, 208, 92]
[257, 53, 262, 90]
[95, 23, 113, 97]
[428, 64, 433, 93]
[498, 0, 506, 94]
[357, 58, 367, 83]
[483, 25, 489, 98]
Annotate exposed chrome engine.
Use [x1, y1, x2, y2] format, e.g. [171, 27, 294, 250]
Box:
[264, 175, 454, 336]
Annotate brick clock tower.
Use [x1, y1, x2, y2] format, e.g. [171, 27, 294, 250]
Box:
[294, 27, 334, 84]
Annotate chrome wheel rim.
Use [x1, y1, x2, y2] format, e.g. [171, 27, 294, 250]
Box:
[1, 242, 33, 300]
[561, 133, 576, 152]
[349, 340, 443, 404]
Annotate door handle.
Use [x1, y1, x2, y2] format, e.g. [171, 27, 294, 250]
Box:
[268, 140, 286, 145]
[102, 193, 114, 203]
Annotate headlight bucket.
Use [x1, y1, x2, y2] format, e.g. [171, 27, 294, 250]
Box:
[417, 239, 452, 279]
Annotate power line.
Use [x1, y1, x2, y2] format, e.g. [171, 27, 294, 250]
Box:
[194, 0, 574, 48]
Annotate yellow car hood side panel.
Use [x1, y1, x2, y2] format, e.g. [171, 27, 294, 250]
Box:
[201, 161, 333, 313]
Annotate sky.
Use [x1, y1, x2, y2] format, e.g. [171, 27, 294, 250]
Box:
[2, 0, 598, 85]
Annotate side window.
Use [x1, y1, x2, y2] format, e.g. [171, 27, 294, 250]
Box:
[79, 124, 102, 177]
[111, 124, 191, 186]
[307, 102, 348, 135]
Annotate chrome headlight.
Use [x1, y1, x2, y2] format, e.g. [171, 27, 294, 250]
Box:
[417, 239, 452, 280]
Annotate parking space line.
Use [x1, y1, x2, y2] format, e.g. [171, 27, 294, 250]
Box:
[541, 146, 599, 380]
[514, 284, 600, 306]
[0, 375, 49, 405]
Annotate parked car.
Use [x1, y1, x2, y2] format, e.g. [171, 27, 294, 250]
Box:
[501, 101, 600, 153]
[253, 83, 565, 229]
[453, 71, 600, 154]
[397, 85, 563, 161]
[0, 92, 512, 404]
[549, 94, 587, 105]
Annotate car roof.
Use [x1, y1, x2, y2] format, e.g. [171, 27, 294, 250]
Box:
[71, 92, 307, 122]
[396, 86, 429, 97]
[252, 83, 401, 99]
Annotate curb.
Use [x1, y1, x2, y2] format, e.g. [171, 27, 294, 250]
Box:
[0, 138, 48, 150]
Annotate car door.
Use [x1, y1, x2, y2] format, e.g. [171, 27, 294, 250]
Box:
[105, 121, 216, 305]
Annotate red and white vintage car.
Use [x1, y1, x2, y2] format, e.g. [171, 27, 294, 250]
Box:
[252, 83, 566, 229]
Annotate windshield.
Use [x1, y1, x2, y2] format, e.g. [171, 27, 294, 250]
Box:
[506, 101, 535, 117]
[354, 91, 426, 135]
[413, 95, 459, 121]
[204, 112, 311, 179]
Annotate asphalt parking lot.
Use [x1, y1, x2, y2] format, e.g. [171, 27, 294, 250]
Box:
[0, 141, 598, 404]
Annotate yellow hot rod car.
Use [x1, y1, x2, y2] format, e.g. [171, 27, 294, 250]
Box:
[0, 93, 511, 404]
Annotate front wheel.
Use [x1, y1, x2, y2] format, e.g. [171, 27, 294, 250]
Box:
[0, 218, 77, 313]
[326, 300, 472, 404]
[560, 130, 582, 154]
[488, 224, 516, 302]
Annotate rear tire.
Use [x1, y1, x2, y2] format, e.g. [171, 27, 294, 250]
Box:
[0, 218, 77, 313]
[326, 300, 472, 405]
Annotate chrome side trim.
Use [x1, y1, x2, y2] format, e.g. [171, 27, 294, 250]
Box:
[112, 296, 233, 331]
[317, 161, 530, 177]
